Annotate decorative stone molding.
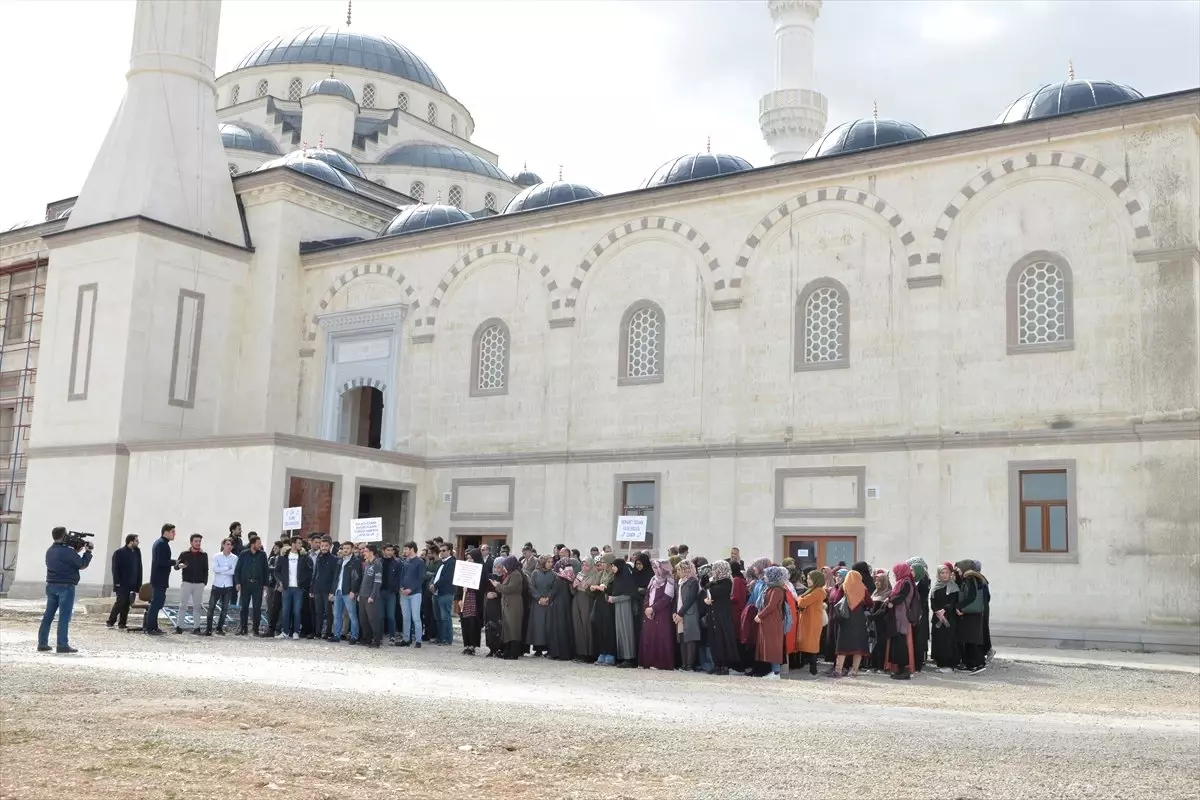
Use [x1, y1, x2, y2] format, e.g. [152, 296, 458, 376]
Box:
[339, 376, 387, 396]
[419, 240, 555, 335]
[317, 303, 407, 334]
[305, 263, 417, 346]
[925, 150, 1153, 269]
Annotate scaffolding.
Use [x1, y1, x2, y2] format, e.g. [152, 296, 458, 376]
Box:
[0, 255, 45, 593]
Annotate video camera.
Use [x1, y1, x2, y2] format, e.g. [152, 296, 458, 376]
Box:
[63, 530, 95, 551]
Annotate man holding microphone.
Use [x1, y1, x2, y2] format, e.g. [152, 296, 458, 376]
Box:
[38, 526, 94, 654]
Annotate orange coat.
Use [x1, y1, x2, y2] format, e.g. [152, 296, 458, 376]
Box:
[784, 588, 800, 654]
[797, 587, 826, 654]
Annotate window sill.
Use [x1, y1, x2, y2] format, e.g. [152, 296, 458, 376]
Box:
[794, 359, 850, 373]
[1007, 340, 1074, 356]
[1009, 551, 1078, 564]
[618, 374, 664, 386]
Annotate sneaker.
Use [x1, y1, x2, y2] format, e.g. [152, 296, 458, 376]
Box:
[275, 633, 288, 639]
[413, 642, 421, 649]
[291, 633, 301, 640]
[970, 665, 987, 675]
[55, 645, 78, 654]
[762, 672, 780, 680]
[105, 623, 115, 630]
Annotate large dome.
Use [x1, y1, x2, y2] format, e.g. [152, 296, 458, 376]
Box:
[379, 143, 510, 182]
[379, 204, 474, 237]
[996, 79, 1144, 123]
[305, 76, 356, 103]
[511, 169, 543, 188]
[803, 118, 927, 159]
[233, 25, 448, 94]
[642, 153, 753, 188]
[256, 153, 356, 192]
[503, 181, 603, 214]
[297, 147, 364, 178]
[219, 123, 281, 155]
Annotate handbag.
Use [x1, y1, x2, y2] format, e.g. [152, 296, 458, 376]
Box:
[835, 597, 850, 620]
[821, 604, 829, 627]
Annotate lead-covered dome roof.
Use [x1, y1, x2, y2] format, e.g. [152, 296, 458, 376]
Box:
[296, 147, 364, 178]
[256, 153, 356, 192]
[803, 118, 927, 159]
[511, 169, 543, 188]
[234, 25, 448, 94]
[996, 79, 1144, 123]
[305, 76, 356, 103]
[503, 181, 603, 214]
[643, 153, 753, 188]
[219, 123, 281, 155]
[379, 204, 474, 237]
[379, 143, 510, 182]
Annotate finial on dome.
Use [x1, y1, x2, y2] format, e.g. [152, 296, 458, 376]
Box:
[706, 136, 711, 154]
[872, 100, 878, 121]
[318, 134, 324, 149]
[1067, 58, 1075, 81]
[329, 69, 335, 79]
[346, 0, 352, 26]
[558, 164, 563, 180]
[435, 189, 442, 203]
[523, 160, 528, 171]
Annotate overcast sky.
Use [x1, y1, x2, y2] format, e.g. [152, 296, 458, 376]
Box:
[2, 0, 1198, 227]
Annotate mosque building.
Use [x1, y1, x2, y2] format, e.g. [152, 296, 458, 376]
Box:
[1, 0, 1197, 652]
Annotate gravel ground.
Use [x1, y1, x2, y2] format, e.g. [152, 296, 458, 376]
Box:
[1, 612, 1197, 800]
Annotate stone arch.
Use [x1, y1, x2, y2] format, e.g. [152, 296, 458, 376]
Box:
[420, 241, 555, 334]
[732, 186, 920, 289]
[339, 376, 387, 395]
[926, 150, 1152, 267]
[564, 216, 722, 316]
[306, 262, 419, 343]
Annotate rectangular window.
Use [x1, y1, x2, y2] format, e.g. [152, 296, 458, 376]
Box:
[68, 283, 98, 401]
[168, 289, 205, 408]
[0, 406, 13, 458]
[5, 293, 27, 342]
[619, 479, 656, 548]
[1009, 460, 1077, 563]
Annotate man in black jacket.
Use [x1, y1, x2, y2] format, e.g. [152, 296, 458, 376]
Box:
[274, 537, 313, 640]
[309, 536, 337, 642]
[106, 534, 141, 630]
[234, 535, 268, 635]
[430, 542, 457, 645]
[330, 541, 362, 643]
[144, 524, 177, 635]
[174, 534, 209, 635]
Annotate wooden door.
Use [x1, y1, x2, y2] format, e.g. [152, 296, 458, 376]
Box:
[782, 535, 858, 573]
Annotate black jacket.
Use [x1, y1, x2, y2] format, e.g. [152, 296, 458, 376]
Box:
[380, 557, 398, 591]
[335, 556, 363, 595]
[111, 545, 142, 592]
[235, 549, 268, 585]
[311, 551, 339, 594]
[176, 549, 209, 584]
[431, 556, 456, 595]
[149, 537, 175, 589]
[274, 551, 313, 590]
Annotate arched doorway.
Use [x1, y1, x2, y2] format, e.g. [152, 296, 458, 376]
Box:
[339, 386, 383, 449]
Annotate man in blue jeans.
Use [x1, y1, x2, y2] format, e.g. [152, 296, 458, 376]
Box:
[429, 542, 456, 645]
[396, 541, 425, 647]
[379, 544, 400, 642]
[274, 537, 313, 640]
[329, 541, 362, 642]
[39, 527, 94, 653]
[144, 523, 177, 635]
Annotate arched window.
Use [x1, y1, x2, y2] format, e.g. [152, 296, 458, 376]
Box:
[471, 319, 510, 396]
[287, 77, 302, 101]
[450, 114, 458, 135]
[409, 181, 425, 202]
[1006, 251, 1074, 354]
[256, 79, 269, 98]
[230, 84, 240, 104]
[483, 192, 497, 212]
[619, 301, 665, 385]
[447, 185, 463, 208]
[339, 386, 384, 449]
[362, 83, 376, 108]
[397, 92, 409, 111]
[427, 102, 437, 125]
[228, 163, 239, 176]
[796, 278, 849, 371]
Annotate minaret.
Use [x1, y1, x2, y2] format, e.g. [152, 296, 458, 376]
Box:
[759, 0, 828, 164]
[66, 0, 242, 244]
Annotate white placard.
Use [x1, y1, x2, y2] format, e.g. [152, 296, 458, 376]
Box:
[282, 506, 302, 530]
[350, 517, 383, 543]
[616, 515, 647, 542]
[452, 559, 484, 590]
[796, 549, 810, 557]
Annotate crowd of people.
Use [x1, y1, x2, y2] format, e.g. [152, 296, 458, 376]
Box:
[97, 523, 994, 678]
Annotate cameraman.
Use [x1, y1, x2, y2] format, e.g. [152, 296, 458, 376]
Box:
[38, 526, 94, 654]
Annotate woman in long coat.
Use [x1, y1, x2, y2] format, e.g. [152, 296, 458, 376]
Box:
[929, 562, 959, 671]
[526, 554, 556, 655]
[729, 560, 749, 671]
[796, 570, 826, 676]
[590, 555, 617, 665]
[638, 558, 676, 670]
[704, 559, 738, 676]
[457, 548, 489, 656]
[832, 568, 870, 676]
[631, 552, 652, 647]
[884, 562, 916, 680]
[954, 559, 988, 673]
[907, 557, 931, 673]
[545, 560, 576, 661]
[867, 570, 892, 671]
[673, 560, 702, 670]
[609, 558, 639, 668]
[491, 556, 526, 660]
[571, 559, 597, 664]
[753, 565, 789, 677]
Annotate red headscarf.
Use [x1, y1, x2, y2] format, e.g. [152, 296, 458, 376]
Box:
[890, 562, 915, 602]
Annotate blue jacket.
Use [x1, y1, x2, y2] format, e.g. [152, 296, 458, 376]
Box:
[46, 542, 93, 585]
[397, 555, 425, 593]
[149, 536, 175, 589]
[310, 551, 339, 595]
[431, 556, 456, 596]
[234, 549, 268, 585]
[110, 545, 142, 592]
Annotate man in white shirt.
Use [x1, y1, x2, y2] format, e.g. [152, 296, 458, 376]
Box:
[205, 538, 238, 635]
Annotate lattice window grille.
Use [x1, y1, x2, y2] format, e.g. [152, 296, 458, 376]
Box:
[451, 114, 458, 135]
[804, 287, 845, 363]
[447, 186, 463, 208]
[410, 181, 425, 202]
[1017, 261, 1066, 345]
[287, 78, 302, 101]
[626, 307, 662, 378]
[230, 85, 240, 104]
[256, 79, 269, 98]
[398, 92, 409, 111]
[477, 325, 508, 391]
[362, 83, 376, 108]
[228, 163, 239, 175]
[427, 102, 437, 124]
[483, 193, 496, 212]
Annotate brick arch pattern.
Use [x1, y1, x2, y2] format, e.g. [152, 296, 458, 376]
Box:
[339, 377, 387, 395]
[732, 187, 920, 288]
[305, 263, 418, 343]
[564, 216, 722, 313]
[926, 150, 1152, 266]
[420, 241, 555, 332]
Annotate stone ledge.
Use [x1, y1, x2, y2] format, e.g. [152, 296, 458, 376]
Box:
[992, 623, 1200, 655]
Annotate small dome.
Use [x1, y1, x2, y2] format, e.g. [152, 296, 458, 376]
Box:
[219, 123, 281, 155]
[643, 153, 753, 188]
[379, 142, 510, 182]
[803, 118, 927, 159]
[305, 76, 356, 103]
[996, 79, 1144, 123]
[503, 181, 603, 214]
[379, 204, 474, 237]
[297, 147, 364, 178]
[511, 169, 543, 188]
[256, 154, 356, 192]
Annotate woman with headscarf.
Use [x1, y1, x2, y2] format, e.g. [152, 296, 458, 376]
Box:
[867, 569, 892, 671]
[954, 559, 989, 674]
[740, 557, 772, 676]
[631, 552, 653, 646]
[822, 568, 847, 664]
[590, 554, 618, 665]
[930, 562, 959, 671]
[693, 558, 714, 672]
[491, 556, 526, 660]
[831, 568, 870, 677]
[571, 558, 598, 664]
[639, 558, 676, 670]
[883, 562, 916, 680]
[974, 559, 993, 662]
[729, 559, 749, 670]
[546, 560, 576, 661]
[672, 560, 702, 671]
[525, 554, 556, 656]
[703, 559, 737, 676]
[458, 548, 489, 656]
[784, 568, 802, 670]
[754, 565, 789, 678]
[907, 557, 931, 673]
[609, 557, 639, 668]
[795, 569, 826, 676]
